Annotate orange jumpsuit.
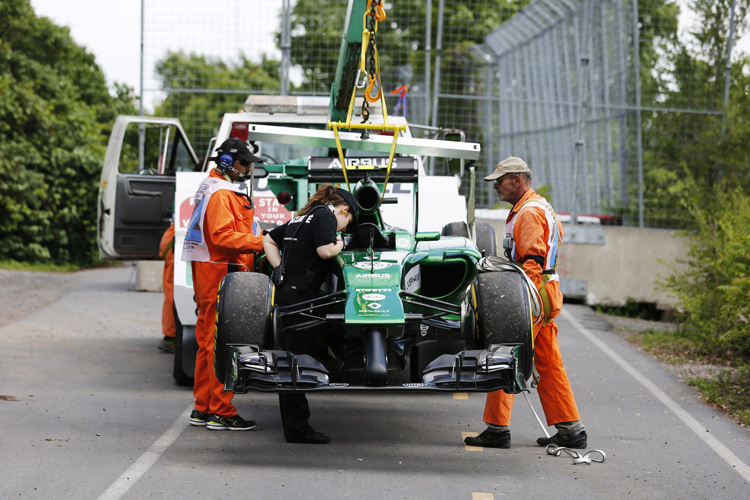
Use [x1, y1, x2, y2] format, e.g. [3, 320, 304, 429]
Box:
[159, 224, 176, 338]
[483, 189, 580, 427]
[190, 169, 264, 417]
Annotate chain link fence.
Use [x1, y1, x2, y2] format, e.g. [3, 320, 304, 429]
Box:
[142, 0, 743, 229]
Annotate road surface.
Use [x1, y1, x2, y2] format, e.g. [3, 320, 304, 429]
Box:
[1, 266, 748, 499]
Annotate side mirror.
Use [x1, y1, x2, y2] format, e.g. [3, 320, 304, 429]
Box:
[415, 231, 441, 242]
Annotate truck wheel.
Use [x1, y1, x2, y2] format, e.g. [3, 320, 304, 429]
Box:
[172, 306, 194, 387]
[475, 271, 533, 380]
[214, 272, 273, 385]
[474, 222, 497, 257]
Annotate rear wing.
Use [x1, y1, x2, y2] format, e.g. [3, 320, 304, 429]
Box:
[307, 156, 419, 184]
[220, 121, 481, 161]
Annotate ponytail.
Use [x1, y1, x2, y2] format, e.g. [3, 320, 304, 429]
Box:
[298, 183, 347, 215]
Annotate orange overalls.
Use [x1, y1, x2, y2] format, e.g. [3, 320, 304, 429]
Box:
[159, 224, 176, 338]
[483, 189, 580, 427]
[190, 169, 264, 417]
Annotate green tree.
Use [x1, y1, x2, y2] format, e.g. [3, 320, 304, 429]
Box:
[643, 0, 750, 199]
[285, 1, 525, 102]
[154, 51, 282, 147]
[660, 175, 750, 355]
[0, 0, 136, 266]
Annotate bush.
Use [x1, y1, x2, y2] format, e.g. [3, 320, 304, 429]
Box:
[659, 177, 750, 355]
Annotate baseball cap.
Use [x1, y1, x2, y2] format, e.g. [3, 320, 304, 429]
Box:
[216, 138, 262, 164]
[334, 188, 359, 225]
[483, 156, 530, 181]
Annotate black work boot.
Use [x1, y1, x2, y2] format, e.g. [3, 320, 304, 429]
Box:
[537, 430, 587, 449]
[464, 428, 511, 449]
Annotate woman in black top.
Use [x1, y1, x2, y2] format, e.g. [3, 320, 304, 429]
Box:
[263, 184, 358, 444]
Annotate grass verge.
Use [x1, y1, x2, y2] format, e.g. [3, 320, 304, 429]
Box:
[0, 259, 80, 273]
[627, 327, 750, 427]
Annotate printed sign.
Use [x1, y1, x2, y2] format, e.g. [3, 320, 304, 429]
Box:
[404, 265, 421, 293]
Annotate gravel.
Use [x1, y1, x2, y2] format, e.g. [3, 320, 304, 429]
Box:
[0, 269, 83, 328]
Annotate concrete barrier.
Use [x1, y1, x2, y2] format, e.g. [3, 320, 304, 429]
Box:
[478, 218, 688, 310]
[135, 261, 164, 292]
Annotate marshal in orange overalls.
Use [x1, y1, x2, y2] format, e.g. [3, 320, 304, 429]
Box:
[159, 224, 176, 339]
[191, 169, 264, 417]
[483, 189, 580, 427]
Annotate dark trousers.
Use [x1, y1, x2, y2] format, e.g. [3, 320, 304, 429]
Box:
[276, 284, 319, 440]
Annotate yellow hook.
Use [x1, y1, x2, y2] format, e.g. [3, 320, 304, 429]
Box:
[367, 0, 386, 22]
[364, 74, 381, 103]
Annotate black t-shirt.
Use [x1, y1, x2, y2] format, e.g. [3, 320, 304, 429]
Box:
[269, 202, 337, 282]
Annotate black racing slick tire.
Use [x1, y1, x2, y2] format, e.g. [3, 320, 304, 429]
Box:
[474, 222, 497, 257]
[442, 221, 497, 257]
[441, 221, 469, 238]
[475, 271, 534, 380]
[214, 272, 274, 385]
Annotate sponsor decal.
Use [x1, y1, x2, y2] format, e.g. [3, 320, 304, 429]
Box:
[352, 261, 391, 270]
[361, 293, 386, 301]
[355, 273, 391, 279]
[367, 302, 383, 310]
[396, 237, 411, 248]
[419, 324, 429, 337]
[402, 383, 425, 387]
[404, 265, 421, 293]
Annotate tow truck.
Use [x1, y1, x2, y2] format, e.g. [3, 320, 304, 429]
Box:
[98, 0, 536, 392]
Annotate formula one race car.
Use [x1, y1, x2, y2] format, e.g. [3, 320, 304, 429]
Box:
[213, 143, 536, 395]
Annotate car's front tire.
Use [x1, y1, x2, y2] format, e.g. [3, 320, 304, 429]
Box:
[475, 271, 534, 380]
[214, 272, 273, 384]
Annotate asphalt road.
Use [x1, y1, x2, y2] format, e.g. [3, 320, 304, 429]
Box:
[1, 266, 748, 499]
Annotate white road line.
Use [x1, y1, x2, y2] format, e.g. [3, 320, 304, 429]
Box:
[561, 309, 750, 484]
[98, 405, 193, 500]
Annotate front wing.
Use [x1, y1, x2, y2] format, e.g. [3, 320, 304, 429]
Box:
[223, 344, 528, 394]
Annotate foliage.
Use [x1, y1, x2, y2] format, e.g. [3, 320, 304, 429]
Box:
[689, 365, 750, 427]
[643, 0, 750, 210]
[154, 51, 281, 147]
[0, 259, 80, 273]
[596, 298, 663, 321]
[285, 1, 525, 124]
[658, 176, 750, 355]
[0, 0, 137, 266]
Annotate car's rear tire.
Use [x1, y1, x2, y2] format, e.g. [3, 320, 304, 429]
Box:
[214, 272, 273, 384]
[474, 222, 497, 257]
[441, 221, 469, 238]
[442, 221, 497, 257]
[172, 306, 194, 387]
[475, 271, 533, 380]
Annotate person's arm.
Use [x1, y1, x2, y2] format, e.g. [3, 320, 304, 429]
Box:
[263, 233, 282, 268]
[204, 193, 264, 254]
[514, 208, 548, 290]
[316, 233, 344, 259]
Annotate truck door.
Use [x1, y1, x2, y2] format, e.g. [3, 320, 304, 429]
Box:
[98, 116, 200, 260]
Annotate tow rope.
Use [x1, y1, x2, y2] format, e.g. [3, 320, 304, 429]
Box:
[546, 445, 607, 465]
